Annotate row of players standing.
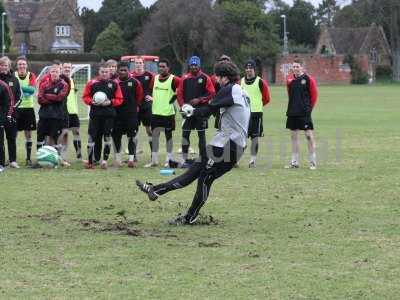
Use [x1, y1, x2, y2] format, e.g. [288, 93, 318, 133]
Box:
[0, 54, 317, 172]
[81, 55, 273, 169]
[0, 56, 86, 171]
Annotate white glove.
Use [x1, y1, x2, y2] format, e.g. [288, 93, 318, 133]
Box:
[181, 104, 194, 117]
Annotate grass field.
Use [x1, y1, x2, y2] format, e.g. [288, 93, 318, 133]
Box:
[1, 85, 400, 299]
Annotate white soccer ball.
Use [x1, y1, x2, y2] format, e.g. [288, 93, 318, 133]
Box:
[92, 91, 108, 105]
[36, 146, 59, 168]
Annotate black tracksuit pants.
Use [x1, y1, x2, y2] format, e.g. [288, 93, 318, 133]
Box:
[4, 119, 17, 163]
[153, 141, 244, 223]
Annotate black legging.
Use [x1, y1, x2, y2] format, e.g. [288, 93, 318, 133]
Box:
[182, 129, 207, 161]
[0, 125, 5, 166]
[112, 131, 137, 156]
[4, 120, 17, 162]
[153, 142, 243, 223]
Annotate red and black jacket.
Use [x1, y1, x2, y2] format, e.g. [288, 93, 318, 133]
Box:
[177, 71, 215, 107]
[38, 77, 70, 120]
[115, 76, 144, 117]
[0, 80, 11, 126]
[82, 78, 123, 118]
[0, 72, 21, 118]
[131, 71, 155, 110]
[286, 73, 318, 117]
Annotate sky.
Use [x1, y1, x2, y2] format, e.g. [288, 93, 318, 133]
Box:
[77, 0, 346, 11]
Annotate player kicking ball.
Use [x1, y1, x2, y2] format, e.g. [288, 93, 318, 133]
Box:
[136, 61, 250, 225]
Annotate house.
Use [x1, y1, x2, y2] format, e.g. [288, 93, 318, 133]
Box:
[4, 0, 84, 54]
[315, 23, 391, 79]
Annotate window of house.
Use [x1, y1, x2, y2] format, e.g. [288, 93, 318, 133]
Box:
[55, 25, 71, 37]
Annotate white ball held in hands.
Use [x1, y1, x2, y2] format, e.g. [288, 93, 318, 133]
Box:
[92, 91, 108, 105]
[181, 104, 194, 117]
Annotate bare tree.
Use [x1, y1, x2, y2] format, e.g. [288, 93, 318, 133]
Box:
[388, 1, 400, 81]
[135, 0, 217, 73]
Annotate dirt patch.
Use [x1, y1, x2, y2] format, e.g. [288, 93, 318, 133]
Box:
[148, 230, 179, 239]
[26, 210, 64, 223]
[195, 215, 220, 226]
[78, 218, 143, 236]
[198, 241, 222, 248]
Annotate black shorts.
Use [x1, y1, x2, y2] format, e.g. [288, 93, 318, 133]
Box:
[88, 116, 114, 139]
[37, 118, 63, 139]
[286, 116, 314, 130]
[113, 114, 138, 137]
[248, 112, 263, 138]
[16, 108, 36, 131]
[62, 117, 69, 130]
[151, 115, 175, 131]
[182, 116, 208, 131]
[68, 114, 80, 129]
[138, 101, 152, 127]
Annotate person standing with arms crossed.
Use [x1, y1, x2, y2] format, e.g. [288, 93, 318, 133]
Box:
[285, 59, 318, 170]
[0, 57, 21, 169]
[146, 58, 180, 168]
[0, 78, 12, 173]
[132, 57, 155, 161]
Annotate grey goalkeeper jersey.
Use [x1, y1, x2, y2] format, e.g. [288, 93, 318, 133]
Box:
[209, 84, 250, 148]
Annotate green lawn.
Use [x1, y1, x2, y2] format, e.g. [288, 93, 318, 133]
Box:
[1, 85, 400, 299]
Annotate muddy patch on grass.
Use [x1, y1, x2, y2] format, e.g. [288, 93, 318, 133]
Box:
[195, 215, 220, 226]
[79, 218, 143, 236]
[26, 210, 65, 223]
[78, 219, 183, 239]
[198, 241, 222, 248]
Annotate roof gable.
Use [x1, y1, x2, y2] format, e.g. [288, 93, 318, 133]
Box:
[4, 2, 40, 32]
[5, 0, 79, 32]
[328, 26, 371, 55]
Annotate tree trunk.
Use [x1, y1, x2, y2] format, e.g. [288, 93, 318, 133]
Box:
[390, 2, 400, 81]
[392, 49, 400, 81]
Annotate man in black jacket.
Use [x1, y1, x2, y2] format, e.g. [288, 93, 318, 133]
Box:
[0, 56, 21, 169]
[36, 62, 70, 154]
[112, 61, 143, 168]
[0, 78, 11, 173]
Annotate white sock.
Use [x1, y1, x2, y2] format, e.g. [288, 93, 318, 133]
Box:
[166, 152, 173, 161]
[151, 152, 159, 163]
[115, 152, 122, 162]
[128, 155, 134, 162]
[291, 153, 299, 164]
[309, 152, 316, 164]
[250, 155, 256, 162]
[60, 145, 68, 160]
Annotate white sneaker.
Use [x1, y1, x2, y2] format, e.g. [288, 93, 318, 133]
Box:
[309, 162, 317, 170]
[285, 162, 299, 169]
[100, 160, 108, 169]
[0, 165, 4, 173]
[113, 160, 122, 168]
[177, 147, 196, 154]
[144, 162, 158, 168]
[248, 160, 256, 168]
[60, 160, 71, 167]
[9, 162, 20, 169]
